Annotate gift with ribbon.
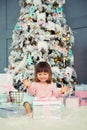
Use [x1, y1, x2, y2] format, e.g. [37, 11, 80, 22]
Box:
[33, 97, 64, 119]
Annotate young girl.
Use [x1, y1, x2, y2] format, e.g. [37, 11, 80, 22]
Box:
[22, 61, 61, 115]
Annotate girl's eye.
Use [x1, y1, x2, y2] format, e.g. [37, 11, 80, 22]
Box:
[38, 73, 43, 75]
[38, 73, 42, 75]
[44, 73, 48, 75]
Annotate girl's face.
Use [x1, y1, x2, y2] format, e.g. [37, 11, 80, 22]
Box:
[36, 72, 49, 83]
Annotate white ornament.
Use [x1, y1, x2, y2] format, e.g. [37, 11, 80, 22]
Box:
[38, 41, 48, 52]
[33, 0, 42, 6]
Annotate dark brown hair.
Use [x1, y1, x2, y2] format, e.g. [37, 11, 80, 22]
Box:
[34, 61, 52, 83]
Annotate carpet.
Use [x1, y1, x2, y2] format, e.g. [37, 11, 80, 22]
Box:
[0, 106, 87, 130]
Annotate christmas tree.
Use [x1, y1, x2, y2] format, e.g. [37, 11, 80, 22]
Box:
[5, 0, 77, 94]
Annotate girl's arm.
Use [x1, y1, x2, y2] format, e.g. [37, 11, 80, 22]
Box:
[22, 80, 36, 96]
[52, 83, 61, 97]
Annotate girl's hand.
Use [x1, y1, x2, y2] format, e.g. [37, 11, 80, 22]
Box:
[60, 85, 69, 94]
[22, 79, 31, 89]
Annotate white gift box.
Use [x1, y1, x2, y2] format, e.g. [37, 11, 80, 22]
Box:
[33, 98, 63, 119]
[66, 96, 79, 108]
[0, 73, 13, 85]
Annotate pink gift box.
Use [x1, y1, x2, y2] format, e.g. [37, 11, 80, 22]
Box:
[66, 97, 79, 108]
[0, 84, 15, 95]
[75, 91, 87, 98]
[0, 84, 16, 102]
[79, 99, 87, 106]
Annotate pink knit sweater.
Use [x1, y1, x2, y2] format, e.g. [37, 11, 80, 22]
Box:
[27, 82, 60, 98]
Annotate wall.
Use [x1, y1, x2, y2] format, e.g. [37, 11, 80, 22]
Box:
[0, 0, 20, 72]
[63, 0, 87, 84]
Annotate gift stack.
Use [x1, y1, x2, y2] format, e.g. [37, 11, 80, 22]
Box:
[0, 74, 25, 118]
[33, 97, 65, 119]
[75, 84, 87, 106]
[0, 90, 25, 118]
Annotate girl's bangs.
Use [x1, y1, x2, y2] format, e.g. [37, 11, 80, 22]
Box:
[36, 67, 49, 73]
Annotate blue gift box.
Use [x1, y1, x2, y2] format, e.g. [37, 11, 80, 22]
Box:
[0, 93, 7, 103]
[0, 102, 25, 118]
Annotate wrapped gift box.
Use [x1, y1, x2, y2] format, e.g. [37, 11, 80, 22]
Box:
[9, 91, 24, 106]
[66, 96, 79, 108]
[0, 84, 15, 95]
[75, 91, 87, 98]
[33, 98, 64, 119]
[0, 93, 7, 103]
[0, 73, 13, 85]
[0, 85, 16, 102]
[0, 74, 15, 102]
[75, 84, 87, 91]
[79, 98, 87, 106]
[0, 102, 25, 118]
